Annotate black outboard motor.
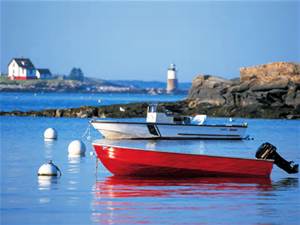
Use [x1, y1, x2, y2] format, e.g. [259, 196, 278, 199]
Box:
[256, 142, 298, 174]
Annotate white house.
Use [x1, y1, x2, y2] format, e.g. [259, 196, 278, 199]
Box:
[8, 58, 36, 80]
[8, 58, 52, 80]
[36, 69, 52, 79]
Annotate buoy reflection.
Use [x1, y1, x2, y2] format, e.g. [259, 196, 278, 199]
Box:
[68, 156, 82, 164]
[44, 139, 55, 159]
[67, 155, 85, 174]
[38, 176, 58, 190]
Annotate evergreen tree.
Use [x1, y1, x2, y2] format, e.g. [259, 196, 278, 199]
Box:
[68, 68, 84, 81]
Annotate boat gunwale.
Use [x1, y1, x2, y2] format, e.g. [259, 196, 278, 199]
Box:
[96, 127, 243, 139]
[90, 120, 248, 128]
[92, 142, 274, 163]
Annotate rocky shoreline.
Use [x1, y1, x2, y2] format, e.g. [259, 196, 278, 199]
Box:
[0, 103, 149, 119]
[0, 77, 188, 94]
[0, 99, 299, 119]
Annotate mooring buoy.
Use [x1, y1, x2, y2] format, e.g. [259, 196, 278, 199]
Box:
[44, 128, 57, 140]
[68, 140, 86, 156]
[38, 160, 61, 176]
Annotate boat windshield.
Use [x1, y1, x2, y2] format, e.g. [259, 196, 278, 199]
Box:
[148, 104, 157, 113]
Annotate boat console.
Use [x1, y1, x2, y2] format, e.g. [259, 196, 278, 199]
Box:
[146, 104, 206, 125]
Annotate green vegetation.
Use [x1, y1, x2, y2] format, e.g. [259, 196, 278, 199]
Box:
[67, 68, 84, 81]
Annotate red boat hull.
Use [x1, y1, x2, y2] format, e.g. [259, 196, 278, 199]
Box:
[93, 144, 273, 178]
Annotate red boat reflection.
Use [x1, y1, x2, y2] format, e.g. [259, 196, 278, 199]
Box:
[94, 176, 272, 199]
[93, 143, 273, 178]
[91, 176, 297, 225]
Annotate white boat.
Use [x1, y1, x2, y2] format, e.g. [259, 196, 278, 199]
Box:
[90, 104, 248, 140]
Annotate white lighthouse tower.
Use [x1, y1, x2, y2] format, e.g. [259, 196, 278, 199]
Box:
[166, 64, 178, 94]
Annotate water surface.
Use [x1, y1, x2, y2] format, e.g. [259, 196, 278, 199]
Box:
[1, 116, 299, 225]
[0, 92, 186, 112]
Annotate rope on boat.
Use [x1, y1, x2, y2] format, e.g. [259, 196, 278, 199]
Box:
[82, 123, 92, 141]
[82, 123, 99, 178]
[95, 156, 99, 179]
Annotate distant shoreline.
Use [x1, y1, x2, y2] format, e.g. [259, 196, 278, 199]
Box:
[0, 77, 189, 94]
[0, 89, 188, 94]
[1, 101, 299, 119]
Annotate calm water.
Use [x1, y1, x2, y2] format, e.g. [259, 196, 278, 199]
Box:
[0, 92, 186, 112]
[1, 116, 299, 225]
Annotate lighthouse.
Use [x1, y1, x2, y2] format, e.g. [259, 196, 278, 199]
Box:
[166, 64, 178, 94]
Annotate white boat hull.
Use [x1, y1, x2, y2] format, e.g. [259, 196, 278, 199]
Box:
[91, 121, 247, 140]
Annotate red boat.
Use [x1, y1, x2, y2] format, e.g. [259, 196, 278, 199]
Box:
[93, 142, 274, 178]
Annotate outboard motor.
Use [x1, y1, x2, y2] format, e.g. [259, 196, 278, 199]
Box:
[256, 142, 298, 174]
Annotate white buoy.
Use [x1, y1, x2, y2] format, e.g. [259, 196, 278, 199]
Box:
[44, 128, 57, 140]
[38, 160, 61, 176]
[68, 140, 86, 156]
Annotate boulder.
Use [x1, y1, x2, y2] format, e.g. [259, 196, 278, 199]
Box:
[230, 82, 251, 93]
[285, 84, 300, 107]
[55, 109, 63, 117]
[250, 80, 289, 92]
[188, 75, 233, 106]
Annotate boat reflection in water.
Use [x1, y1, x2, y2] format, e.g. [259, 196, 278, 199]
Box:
[91, 176, 297, 225]
[93, 176, 272, 198]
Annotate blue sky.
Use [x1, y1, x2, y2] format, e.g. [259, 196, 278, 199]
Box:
[1, 1, 299, 82]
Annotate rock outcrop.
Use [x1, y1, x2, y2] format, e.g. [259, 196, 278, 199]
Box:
[187, 62, 300, 119]
[188, 75, 235, 106]
[240, 62, 300, 83]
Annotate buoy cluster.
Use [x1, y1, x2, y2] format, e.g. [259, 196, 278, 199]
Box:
[38, 128, 87, 178]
